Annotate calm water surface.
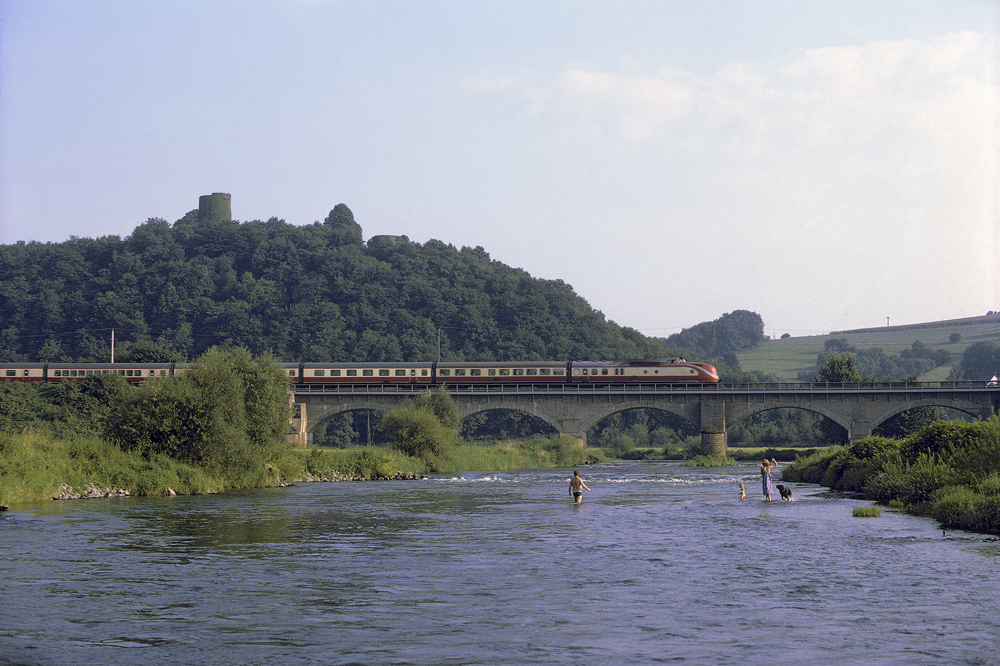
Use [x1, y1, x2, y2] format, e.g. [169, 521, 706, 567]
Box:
[2, 462, 999, 665]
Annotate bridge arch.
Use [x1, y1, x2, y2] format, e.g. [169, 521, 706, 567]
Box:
[457, 404, 561, 436]
[575, 404, 701, 437]
[865, 399, 986, 432]
[726, 403, 852, 438]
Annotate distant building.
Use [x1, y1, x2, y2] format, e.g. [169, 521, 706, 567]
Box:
[199, 193, 232, 223]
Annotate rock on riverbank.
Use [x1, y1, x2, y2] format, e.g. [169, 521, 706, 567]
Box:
[52, 483, 130, 500]
[280, 470, 425, 486]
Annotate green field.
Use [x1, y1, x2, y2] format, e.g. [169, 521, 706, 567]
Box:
[737, 314, 1000, 381]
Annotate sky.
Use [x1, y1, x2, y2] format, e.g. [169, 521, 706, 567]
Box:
[1, 0, 998, 339]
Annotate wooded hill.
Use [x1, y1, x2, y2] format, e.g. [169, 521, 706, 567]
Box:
[0, 204, 675, 364]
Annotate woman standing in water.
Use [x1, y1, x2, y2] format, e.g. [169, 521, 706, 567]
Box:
[761, 458, 778, 501]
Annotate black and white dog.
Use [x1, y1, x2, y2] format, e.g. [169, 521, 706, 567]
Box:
[775, 484, 792, 501]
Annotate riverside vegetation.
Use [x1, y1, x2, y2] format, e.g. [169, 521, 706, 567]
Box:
[0, 349, 603, 505]
[782, 414, 1000, 535]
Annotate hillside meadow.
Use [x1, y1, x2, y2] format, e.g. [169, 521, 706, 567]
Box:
[738, 314, 1000, 381]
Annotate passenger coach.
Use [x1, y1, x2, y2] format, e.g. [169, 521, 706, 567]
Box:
[435, 361, 568, 384]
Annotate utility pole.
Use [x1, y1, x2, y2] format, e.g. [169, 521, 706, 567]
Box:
[111, 329, 115, 363]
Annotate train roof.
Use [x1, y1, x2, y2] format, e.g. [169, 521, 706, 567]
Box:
[572, 358, 691, 367]
[299, 361, 433, 368]
[436, 360, 567, 368]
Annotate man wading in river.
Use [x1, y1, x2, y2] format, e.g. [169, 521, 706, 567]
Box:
[569, 470, 591, 504]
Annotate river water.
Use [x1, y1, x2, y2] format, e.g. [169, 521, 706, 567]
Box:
[2, 462, 999, 666]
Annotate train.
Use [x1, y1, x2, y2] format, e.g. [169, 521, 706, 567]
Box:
[0, 358, 720, 385]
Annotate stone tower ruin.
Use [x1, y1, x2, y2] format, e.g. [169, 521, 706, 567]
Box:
[198, 193, 232, 223]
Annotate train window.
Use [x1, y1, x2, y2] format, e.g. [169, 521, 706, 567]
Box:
[395, 369, 406, 377]
[126, 370, 134, 377]
[440, 369, 450, 376]
[499, 369, 510, 376]
[346, 370, 357, 376]
[363, 369, 374, 377]
[331, 370, 341, 376]
[378, 369, 390, 377]
[160, 370, 167, 376]
[643, 370, 649, 374]
[315, 370, 326, 377]
[526, 369, 537, 376]
[488, 369, 497, 376]
[470, 369, 481, 376]
[421, 369, 428, 376]
[654, 370, 660, 374]
[540, 369, 550, 375]
[455, 369, 466, 376]
[513, 369, 524, 376]
[119, 370, 126, 376]
[5, 370, 15, 377]
[601, 369, 608, 375]
[53, 370, 61, 377]
[572, 369, 580, 376]
[554, 369, 564, 375]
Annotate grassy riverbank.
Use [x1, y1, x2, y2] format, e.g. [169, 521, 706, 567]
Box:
[781, 414, 1000, 535]
[0, 430, 604, 506]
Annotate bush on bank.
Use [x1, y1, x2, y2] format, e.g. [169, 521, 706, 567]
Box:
[781, 414, 1000, 535]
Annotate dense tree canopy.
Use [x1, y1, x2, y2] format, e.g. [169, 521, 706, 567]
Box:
[665, 310, 764, 367]
[959, 342, 1000, 381]
[0, 205, 674, 363]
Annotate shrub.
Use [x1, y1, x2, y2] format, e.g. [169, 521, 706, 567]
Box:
[865, 452, 959, 508]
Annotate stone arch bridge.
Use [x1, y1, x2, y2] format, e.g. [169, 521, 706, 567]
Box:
[289, 382, 999, 454]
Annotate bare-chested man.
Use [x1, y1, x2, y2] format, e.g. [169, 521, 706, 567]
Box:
[569, 470, 591, 504]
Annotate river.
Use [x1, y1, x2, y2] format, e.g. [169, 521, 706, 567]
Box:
[2, 462, 999, 665]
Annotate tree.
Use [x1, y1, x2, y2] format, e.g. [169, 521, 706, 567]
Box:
[816, 353, 863, 383]
[382, 387, 460, 461]
[324, 204, 363, 246]
[959, 342, 1000, 381]
[104, 348, 291, 484]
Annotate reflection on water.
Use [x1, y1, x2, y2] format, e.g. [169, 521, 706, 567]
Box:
[2, 462, 999, 665]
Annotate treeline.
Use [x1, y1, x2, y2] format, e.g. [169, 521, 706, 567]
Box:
[783, 415, 1000, 535]
[664, 310, 765, 369]
[0, 204, 672, 364]
[798, 338, 999, 383]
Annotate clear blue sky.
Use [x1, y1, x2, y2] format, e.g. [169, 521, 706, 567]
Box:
[2, 0, 997, 337]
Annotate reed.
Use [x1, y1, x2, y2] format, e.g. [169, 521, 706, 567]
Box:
[853, 506, 882, 518]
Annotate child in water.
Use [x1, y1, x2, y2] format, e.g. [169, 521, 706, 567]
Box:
[739, 482, 746, 500]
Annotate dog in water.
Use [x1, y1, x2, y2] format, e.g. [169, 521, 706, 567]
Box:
[775, 484, 792, 501]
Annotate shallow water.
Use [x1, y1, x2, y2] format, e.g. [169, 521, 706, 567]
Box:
[2, 462, 999, 665]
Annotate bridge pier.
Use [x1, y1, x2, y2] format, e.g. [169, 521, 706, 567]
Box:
[555, 418, 587, 447]
[848, 420, 873, 443]
[700, 398, 727, 456]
